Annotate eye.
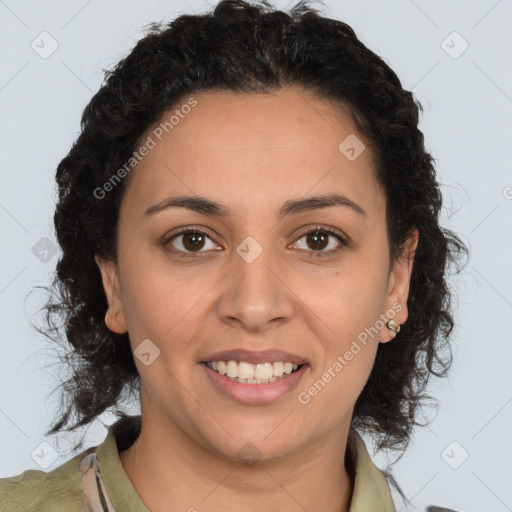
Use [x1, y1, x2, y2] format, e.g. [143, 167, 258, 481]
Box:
[164, 227, 220, 256]
[290, 225, 348, 256]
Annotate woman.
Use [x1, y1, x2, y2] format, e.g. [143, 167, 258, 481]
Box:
[0, 0, 467, 510]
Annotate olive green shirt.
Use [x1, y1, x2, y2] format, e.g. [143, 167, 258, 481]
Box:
[0, 416, 396, 511]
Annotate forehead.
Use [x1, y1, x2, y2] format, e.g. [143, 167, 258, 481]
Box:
[120, 87, 384, 221]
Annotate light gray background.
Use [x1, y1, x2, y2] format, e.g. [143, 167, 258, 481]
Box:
[1, 1, 511, 511]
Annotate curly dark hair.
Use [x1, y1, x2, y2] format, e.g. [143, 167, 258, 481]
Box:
[35, 0, 468, 491]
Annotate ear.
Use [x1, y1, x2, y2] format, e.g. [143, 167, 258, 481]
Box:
[94, 254, 127, 334]
[379, 228, 419, 343]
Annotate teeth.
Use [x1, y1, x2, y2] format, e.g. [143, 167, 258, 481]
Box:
[226, 360, 238, 378]
[205, 360, 300, 382]
[273, 361, 284, 377]
[217, 361, 227, 375]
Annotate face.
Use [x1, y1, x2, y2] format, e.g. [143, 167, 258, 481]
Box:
[96, 87, 418, 463]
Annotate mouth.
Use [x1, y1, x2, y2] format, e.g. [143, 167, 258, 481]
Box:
[200, 360, 310, 405]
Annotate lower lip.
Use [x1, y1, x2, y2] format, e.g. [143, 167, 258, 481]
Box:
[200, 362, 309, 405]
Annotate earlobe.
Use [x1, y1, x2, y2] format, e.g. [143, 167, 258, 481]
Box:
[94, 254, 128, 334]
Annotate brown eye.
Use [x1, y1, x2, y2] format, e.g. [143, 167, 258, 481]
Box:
[182, 231, 207, 251]
[292, 226, 348, 255]
[164, 228, 219, 255]
[305, 231, 329, 251]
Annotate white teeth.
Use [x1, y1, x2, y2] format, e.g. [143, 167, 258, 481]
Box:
[254, 362, 274, 380]
[273, 361, 284, 377]
[205, 360, 301, 383]
[217, 361, 227, 375]
[226, 360, 238, 378]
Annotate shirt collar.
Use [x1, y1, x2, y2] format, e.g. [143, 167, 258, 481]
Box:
[95, 416, 149, 511]
[346, 428, 396, 511]
[95, 415, 395, 511]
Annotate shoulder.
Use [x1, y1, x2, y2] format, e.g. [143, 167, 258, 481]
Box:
[347, 430, 463, 512]
[0, 446, 96, 512]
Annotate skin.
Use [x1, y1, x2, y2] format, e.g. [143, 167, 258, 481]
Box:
[95, 86, 418, 512]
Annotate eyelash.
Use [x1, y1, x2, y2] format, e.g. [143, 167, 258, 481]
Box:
[163, 224, 348, 258]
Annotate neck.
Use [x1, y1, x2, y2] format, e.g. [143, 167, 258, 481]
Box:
[119, 412, 355, 512]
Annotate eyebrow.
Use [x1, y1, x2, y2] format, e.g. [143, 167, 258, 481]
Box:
[143, 193, 367, 219]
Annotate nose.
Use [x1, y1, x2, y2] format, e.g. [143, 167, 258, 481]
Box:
[216, 238, 295, 332]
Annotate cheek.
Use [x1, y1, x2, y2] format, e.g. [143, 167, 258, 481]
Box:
[296, 338, 377, 429]
[123, 282, 193, 347]
[119, 267, 205, 404]
[295, 247, 388, 398]
[300, 256, 389, 342]
[119, 254, 220, 362]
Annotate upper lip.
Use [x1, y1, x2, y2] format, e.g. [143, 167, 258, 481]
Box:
[201, 348, 308, 366]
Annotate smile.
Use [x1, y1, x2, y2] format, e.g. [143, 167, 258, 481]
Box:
[201, 361, 309, 405]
